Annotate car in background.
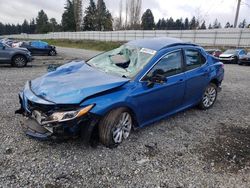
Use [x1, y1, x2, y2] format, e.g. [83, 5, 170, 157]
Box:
[239, 52, 250, 65]
[20, 40, 57, 56]
[16, 37, 224, 147]
[205, 49, 222, 58]
[219, 49, 247, 64]
[0, 42, 33, 67]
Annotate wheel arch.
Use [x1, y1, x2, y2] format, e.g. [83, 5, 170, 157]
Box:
[100, 104, 139, 128]
[210, 78, 220, 87]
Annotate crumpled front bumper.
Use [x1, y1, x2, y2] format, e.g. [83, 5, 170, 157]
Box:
[16, 82, 100, 143]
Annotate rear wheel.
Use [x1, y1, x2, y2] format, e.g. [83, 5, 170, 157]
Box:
[98, 108, 133, 148]
[48, 50, 56, 56]
[12, 55, 27, 67]
[199, 83, 218, 110]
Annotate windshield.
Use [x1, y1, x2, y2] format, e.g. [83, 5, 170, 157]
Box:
[224, 49, 238, 55]
[87, 45, 156, 78]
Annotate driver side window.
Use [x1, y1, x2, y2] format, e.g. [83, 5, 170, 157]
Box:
[146, 50, 183, 78]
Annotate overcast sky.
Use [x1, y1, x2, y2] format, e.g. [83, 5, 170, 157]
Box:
[0, 0, 249, 26]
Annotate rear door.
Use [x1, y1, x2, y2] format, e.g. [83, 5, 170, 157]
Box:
[182, 48, 210, 106]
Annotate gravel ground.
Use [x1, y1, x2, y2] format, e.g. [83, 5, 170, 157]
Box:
[0, 51, 250, 188]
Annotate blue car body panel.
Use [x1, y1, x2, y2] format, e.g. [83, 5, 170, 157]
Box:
[30, 61, 129, 104]
[18, 38, 224, 139]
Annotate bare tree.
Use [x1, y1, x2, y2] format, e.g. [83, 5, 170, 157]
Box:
[125, 0, 129, 29]
[116, 0, 123, 30]
[128, 0, 142, 29]
[73, 0, 83, 31]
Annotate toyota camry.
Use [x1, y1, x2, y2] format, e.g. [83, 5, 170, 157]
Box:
[16, 38, 224, 147]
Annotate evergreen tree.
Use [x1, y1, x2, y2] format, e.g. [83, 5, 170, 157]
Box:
[29, 19, 36, 34]
[156, 19, 162, 30]
[141, 9, 155, 30]
[213, 19, 221, 29]
[96, 0, 113, 31]
[208, 24, 212, 29]
[190, 16, 197, 29]
[21, 19, 30, 33]
[184, 18, 189, 30]
[175, 18, 183, 30]
[49, 18, 60, 32]
[62, 0, 76, 31]
[166, 17, 174, 29]
[83, 0, 97, 31]
[36, 10, 49, 33]
[199, 21, 206, 30]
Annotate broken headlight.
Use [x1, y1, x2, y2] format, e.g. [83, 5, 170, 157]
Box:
[44, 104, 94, 123]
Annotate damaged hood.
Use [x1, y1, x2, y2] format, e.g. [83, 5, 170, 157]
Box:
[30, 60, 129, 104]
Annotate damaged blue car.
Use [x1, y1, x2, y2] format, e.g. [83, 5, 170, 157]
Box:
[16, 38, 224, 147]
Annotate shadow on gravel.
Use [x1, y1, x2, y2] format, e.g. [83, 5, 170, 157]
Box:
[201, 123, 250, 173]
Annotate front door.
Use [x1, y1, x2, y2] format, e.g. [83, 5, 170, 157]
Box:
[131, 49, 186, 126]
[0, 43, 10, 63]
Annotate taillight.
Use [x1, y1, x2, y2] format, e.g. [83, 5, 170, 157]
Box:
[221, 63, 224, 68]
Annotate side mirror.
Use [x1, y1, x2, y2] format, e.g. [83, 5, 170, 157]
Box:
[145, 74, 167, 88]
[149, 74, 167, 83]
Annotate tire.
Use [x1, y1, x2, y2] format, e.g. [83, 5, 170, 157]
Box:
[199, 83, 218, 110]
[98, 107, 133, 148]
[12, 55, 27, 67]
[233, 57, 239, 64]
[238, 62, 243, 65]
[48, 50, 56, 56]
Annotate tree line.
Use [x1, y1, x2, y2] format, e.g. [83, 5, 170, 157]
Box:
[0, 0, 249, 35]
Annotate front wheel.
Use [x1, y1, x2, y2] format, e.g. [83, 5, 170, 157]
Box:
[98, 108, 133, 148]
[199, 83, 218, 110]
[12, 55, 27, 67]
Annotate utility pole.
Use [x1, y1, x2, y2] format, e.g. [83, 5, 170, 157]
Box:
[234, 0, 241, 28]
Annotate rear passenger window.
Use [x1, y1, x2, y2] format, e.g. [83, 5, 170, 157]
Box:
[184, 49, 206, 70]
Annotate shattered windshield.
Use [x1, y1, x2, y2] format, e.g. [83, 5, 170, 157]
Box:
[87, 45, 156, 78]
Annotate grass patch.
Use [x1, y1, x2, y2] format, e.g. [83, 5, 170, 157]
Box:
[44, 39, 124, 51]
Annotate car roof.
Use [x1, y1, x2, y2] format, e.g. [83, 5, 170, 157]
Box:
[126, 37, 195, 51]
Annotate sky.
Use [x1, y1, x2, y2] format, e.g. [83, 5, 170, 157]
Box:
[0, 0, 249, 27]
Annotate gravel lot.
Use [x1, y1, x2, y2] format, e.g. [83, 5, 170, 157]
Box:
[0, 49, 250, 188]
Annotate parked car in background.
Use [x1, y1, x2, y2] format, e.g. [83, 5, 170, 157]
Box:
[205, 49, 222, 57]
[16, 37, 224, 147]
[239, 52, 250, 65]
[20, 40, 57, 56]
[219, 49, 247, 64]
[0, 42, 33, 67]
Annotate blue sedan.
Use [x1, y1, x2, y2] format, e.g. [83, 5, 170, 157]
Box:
[16, 38, 224, 147]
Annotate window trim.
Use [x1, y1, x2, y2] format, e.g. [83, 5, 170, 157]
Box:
[183, 47, 207, 72]
[139, 49, 184, 82]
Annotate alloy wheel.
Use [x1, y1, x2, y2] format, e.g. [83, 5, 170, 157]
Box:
[112, 112, 132, 144]
[202, 86, 217, 108]
[15, 57, 26, 67]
